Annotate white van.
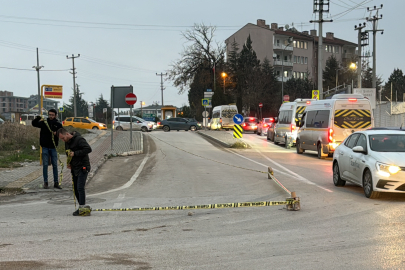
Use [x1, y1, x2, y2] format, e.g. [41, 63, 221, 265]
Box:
[296, 94, 373, 159]
[273, 99, 315, 148]
[210, 105, 238, 130]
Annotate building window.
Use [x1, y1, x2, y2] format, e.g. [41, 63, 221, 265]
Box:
[304, 42, 308, 49]
[335, 46, 339, 53]
[293, 41, 297, 48]
[293, 56, 297, 63]
[305, 57, 308, 64]
[276, 70, 280, 76]
[276, 39, 280, 46]
[284, 71, 289, 78]
[301, 56, 304, 64]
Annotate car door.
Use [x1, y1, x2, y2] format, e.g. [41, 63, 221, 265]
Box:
[81, 118, 92, 129]
[73, 118, 82, 128]
[351, 134, 368, 184]
[340, 133, 360, 180]
[131, 117, 143, 131]
[178, 118, 189, 130]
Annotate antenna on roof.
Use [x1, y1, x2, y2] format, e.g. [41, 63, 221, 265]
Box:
[285, 24, 290, 30]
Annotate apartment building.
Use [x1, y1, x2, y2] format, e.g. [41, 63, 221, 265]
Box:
[225, 19, 357, 84]
[0, 91, 59, 114]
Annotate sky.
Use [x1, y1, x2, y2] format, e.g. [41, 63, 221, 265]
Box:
[0, 0, 399, 110]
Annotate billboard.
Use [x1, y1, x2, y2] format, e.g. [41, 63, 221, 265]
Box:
[353, 88, 376, 109]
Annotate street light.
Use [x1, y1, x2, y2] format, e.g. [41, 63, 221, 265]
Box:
[281, 37, 293, 103]
[141, 101, 145, 118]
[335, 62, 357, 91]
[221, 72, 227, 94]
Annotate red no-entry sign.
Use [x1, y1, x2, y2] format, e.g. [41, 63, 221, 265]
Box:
[125, 93, 137, 105]
[259, 102, 263, 108]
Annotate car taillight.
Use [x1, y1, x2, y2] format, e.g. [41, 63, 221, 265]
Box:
[306, 101, 311, 104]
[113, 120, 115, 124]
[291, 124, 296, 132]
[263, 123, 268, 128]
[328, 128, 334, 142]
[269, 117, 274, 122]
[62, 121, 65, 125]
[157, 122, 161, 125]
[242, 123, 246, 127]
[348, 98, 357, 102]
[20, 117, 22, 122]
[220, 118, 222, 123]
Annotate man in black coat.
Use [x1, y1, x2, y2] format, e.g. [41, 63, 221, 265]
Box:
[32, 109, 63, 189]
[57, 128, 92, 216]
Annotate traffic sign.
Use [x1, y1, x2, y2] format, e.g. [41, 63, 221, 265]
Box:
[259, 102, 263, 108]
[233, 114, 244, 125]
[125, 93, 137, 105]
[283, 95, 290, 102]
[233, 124, 243, 138]
[58, 107, 64, 113]
[202, 98, 210, 106]
[103, 108, 107, 113]
[202, 111, 209, 118]
[312, 90, 319, 100]
[43, 85, 63, 99]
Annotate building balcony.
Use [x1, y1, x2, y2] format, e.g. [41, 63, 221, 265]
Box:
[342, 52, 354, 59]
[273, 44, 294, 51]
[273, 60, 293, 67]
[276, 75, 293, 82]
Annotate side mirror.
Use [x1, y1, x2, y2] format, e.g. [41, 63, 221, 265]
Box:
[352, 146, 366, 153]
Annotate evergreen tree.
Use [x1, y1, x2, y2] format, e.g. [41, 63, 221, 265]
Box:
[95, 94, 112, 123]
[323, 55, 340, 90]
[383, 68, 405, 102]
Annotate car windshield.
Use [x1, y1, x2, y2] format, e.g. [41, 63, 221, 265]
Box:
[369, 134, 405, 152]
[88, 119, 97, 123]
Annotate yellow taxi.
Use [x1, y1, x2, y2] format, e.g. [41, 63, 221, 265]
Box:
[62, 117, 107, 130]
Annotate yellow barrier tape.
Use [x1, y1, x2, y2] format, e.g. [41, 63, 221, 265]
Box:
[92, 200, 298, 212]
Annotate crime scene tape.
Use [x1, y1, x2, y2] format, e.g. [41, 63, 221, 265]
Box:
[92, 200, 299, 212]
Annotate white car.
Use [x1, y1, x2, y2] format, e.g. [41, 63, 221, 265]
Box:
[332, 128, 405, 198]
[113, 116, 154, 132]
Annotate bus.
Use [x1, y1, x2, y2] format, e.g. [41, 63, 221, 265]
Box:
[210, 105, 238, 131]
[20, 114, 40, 125]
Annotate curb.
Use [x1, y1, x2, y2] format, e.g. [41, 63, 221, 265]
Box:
[197, 131, 232, 148]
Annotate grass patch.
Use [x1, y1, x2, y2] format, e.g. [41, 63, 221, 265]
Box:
[0, 123, 89, 168]
[231, 141, 249, 149]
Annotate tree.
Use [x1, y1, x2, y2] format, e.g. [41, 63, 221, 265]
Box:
[95, 94, 112, 123]
[284, 76, 315, 101]
[383, 68, 405, 102]
[361, 64, 383, 88]
[168, 23, 226, 95]
[323, 55, 340, 90]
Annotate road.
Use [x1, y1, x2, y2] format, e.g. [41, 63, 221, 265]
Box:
[1, 130, 405, 269]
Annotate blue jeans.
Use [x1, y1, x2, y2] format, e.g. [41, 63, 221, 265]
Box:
[42, 147, 58, 183]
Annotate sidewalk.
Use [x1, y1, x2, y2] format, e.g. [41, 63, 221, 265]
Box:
[0, 130, 143, 193]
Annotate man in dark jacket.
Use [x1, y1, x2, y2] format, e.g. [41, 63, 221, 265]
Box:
[32, 109, 63, 189]
[57, 128, 92, 216]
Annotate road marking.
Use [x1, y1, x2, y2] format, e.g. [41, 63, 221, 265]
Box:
[255, 150, 333, 193]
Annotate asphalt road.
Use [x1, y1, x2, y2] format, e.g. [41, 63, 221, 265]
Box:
[1, 130, 405, 269]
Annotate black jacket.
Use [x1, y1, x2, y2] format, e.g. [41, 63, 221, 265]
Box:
[65, 132, 92, 176]
[32, 117, 63, 148]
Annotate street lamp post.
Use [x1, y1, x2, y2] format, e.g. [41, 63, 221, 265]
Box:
[141, 101, 145, 118]
[281, 37, 293, 103]
[335, 63, 357, 92]
[221, 72, 227, 94]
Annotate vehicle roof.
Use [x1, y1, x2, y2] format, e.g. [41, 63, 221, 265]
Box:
[357, 129, 405, 135]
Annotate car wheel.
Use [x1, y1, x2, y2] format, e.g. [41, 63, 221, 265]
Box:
[190, 126, 196, 131]
[141, 127, 148, 132]
[116, 126, 123, 131]
[274, 136, 279, 145]
[296, 139, 304, 154]
[363, 169, 379, 199]
[266, 133, 270, 141]
[92, 126, 99, 130]
[317, 143, 326, 159]
[225, 128, 229, 131]
[254, 130, 257, 134]
[285, 137, 291, 149]
[333, 162, 346, 186]
[163, 126, 170, 132]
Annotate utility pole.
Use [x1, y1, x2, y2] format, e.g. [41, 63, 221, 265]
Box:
[310, 0, 332, 100]
[66, 54, 80, 117]
[32, 48, 44, 115]
[366, 4, 383, 88]
[354, 23, 367, 89]
[156, 72, 167, 106]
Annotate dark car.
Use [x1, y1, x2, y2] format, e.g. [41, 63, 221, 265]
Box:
[184, 118, 202, 130]
[160, 117, 198, 132]
[242, 117, 259, 133]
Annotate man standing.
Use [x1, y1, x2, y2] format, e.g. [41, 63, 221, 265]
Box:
[57, 128, 92, 216]
[32, 109, 63, 189]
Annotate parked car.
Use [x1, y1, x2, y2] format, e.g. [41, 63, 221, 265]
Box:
[113, 116, 154, 132]
[332, 128, 405, 199]
[267, 117, 278, 142]
[160, 117, 198, 132]
[241, 117, 258, 133]
[63, 117, 107, 130]
[257, 117, 275, 136]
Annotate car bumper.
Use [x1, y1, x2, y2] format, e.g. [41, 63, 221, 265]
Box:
[243, 126, 257, 131]
[373, 170, 405, 193]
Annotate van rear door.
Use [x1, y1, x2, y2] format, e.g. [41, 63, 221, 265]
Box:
[333, 100, 372, 142]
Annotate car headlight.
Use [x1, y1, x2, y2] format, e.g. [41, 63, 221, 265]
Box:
[376, 162, 401, 176]
[99, 124, 103, 126]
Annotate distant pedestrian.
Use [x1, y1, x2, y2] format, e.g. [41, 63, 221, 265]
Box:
[32, 109, 63, 189]
[57, 128, 92, 216]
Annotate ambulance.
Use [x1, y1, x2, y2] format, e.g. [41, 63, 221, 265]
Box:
[296, 94, 373, 159]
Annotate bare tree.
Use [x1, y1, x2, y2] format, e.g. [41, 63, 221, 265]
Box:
[168, 23, 225, 94]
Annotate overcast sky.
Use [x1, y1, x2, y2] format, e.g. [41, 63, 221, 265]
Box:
[0, 0, 398, 110]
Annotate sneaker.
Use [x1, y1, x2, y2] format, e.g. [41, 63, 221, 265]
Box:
[72, 209, 80, 216]
[43, 182, 48, 189]
[54, 183, 62, 189]
[79, 207, 91, 216]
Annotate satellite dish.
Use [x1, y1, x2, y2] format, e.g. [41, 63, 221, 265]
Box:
[285, 24, 290, 30]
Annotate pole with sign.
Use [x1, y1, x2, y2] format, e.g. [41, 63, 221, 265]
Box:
[232, 114, 244, 138]
[125, 93, 137, 149]
[312, 90, 319, 100]
[259, 102, 263, 120]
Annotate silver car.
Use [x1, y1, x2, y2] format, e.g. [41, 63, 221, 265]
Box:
[332, 128, 405, 198]
[113, 116, 154, 132]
